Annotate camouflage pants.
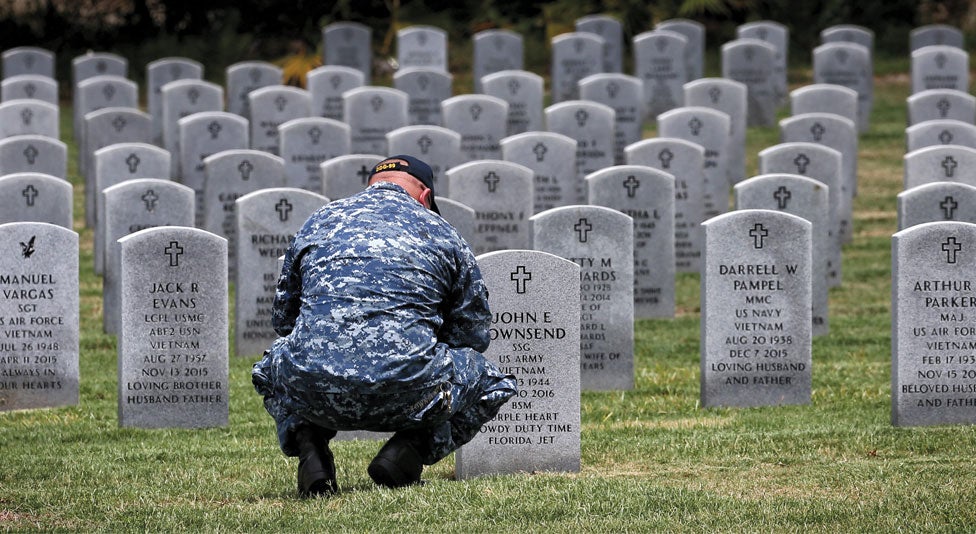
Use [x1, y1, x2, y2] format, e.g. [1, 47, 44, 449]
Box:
[252, 340, 517, 464]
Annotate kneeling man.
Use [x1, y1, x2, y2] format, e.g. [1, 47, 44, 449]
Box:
[252, 155, 517, 497]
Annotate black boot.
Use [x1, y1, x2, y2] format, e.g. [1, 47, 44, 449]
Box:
[367, 433, 424, 488]
[296, 426, 337, 498]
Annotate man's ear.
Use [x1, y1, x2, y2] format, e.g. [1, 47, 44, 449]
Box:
[418, 187, 432, 209]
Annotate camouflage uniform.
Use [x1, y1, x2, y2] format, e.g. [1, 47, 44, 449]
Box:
[253, 181, 517, 463]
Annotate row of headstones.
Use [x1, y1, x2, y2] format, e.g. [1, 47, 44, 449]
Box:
[2, 21, 961, 83]
[898, 83, 976, 228]
[2, 18, 962, 155]
[4, 213, 969, 477]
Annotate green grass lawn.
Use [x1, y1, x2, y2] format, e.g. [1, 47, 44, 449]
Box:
[3, 74, 976, 532]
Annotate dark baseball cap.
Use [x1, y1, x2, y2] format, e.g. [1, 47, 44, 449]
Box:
[369, 155, 440, 214]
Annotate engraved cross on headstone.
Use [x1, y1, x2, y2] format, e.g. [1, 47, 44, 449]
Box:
[141, 189, 158, 212]
[21, 184, 38, 207]
[274, 95, 288, 112]
[308, 126, 322, 144]
[24, 83, 35, 98]
[943, 236, 962, 264]
[773, 186, 792, 209]
[623, 175, 640, 198]
[484, 171, 500, 193]
[810, 122, 826, 141]
[793, 153, 810, 174]
[937, 98, 952, 118]
[125, 153, 141, 173]
[533, 142, 547, 162]
[510, 265, 532, 294]
[370, 96, 384, 112]
[708, 87, 722, 104]
[941, 196, 958, 219]
[658, 148, 674, 169]
[164, 241, 184, 267]
[207, 121, 222, 139]
[238, 160, 254, 180]
[470, 104, 483, 121]
[275, 198, 293, 222]
[575, 109, 589, 127]
[574, 218, 593, 242]
[942, 156, 958, 178]
[939, 130, 954, 144]
[508, 79, 521, 96]
[112, 115, 127, 132]
[22, 145, 38, 165]
[102, 84, 116, 101]
[20, 108, 33, 125]
[749, 223, 768, 249]
[688, 117, 702, 136]
[417, 135, 432, 154]
[358, 165, 371, 184]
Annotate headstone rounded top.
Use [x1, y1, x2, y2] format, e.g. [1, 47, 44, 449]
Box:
[578, 72, 641, 86]
[474, 28, 521, 40]
[899, 180, 976, 199]
[551, 32, 605, 46]
[147, 56, 203, 70]
[397, 25, 447, 37]
[249, 85, 310, 99]
[161, 78, 222, 93]
[307, 64, 362, 79]
[683, 77, 747, 91]
[102, 176, 193, 195]
[908, 87, 975, 103]
[657, 105, 731, 123]
[386, 124, 460, 141]
[235, 186, 328, 206]
[791, 83, 858, 100]
[893, 218, 976, 239]
[342, 85, 408, 100]
[0, 132, 66, 149]
[177, 110, 247, 127]
[738, 20, 787, 32]
[906, 118, 976, 134]
[203, 148, 285, 167]
[279, 116, 349, 134]
[625, 136, 705, 156]
[758, 141, 842, 159]
[500, 130, 575, 147]
[904, 143, 976, 160]
[529, 203, 632, 224]
[814, 40, 870, 52]
[780, 112, 857, 130]
[633, 29, 688, 45]
[93, 141, 169, 159]
[446, 158, 532, 177]
[655, 19, 705, 31]
[320, 153, 384, 165]
[544, 99, 615, 116]
[702, 207, 811, 229]
[77, 74, 134, 89]
[442, 93, 508, 109]
[481, 69, 543, 85]
[721, 37, 776, 53]
[585, 164, 674, 182]
[85, 106, 151, 122]
[911, 44, 967, 59]
[393, 66, 454, 81]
